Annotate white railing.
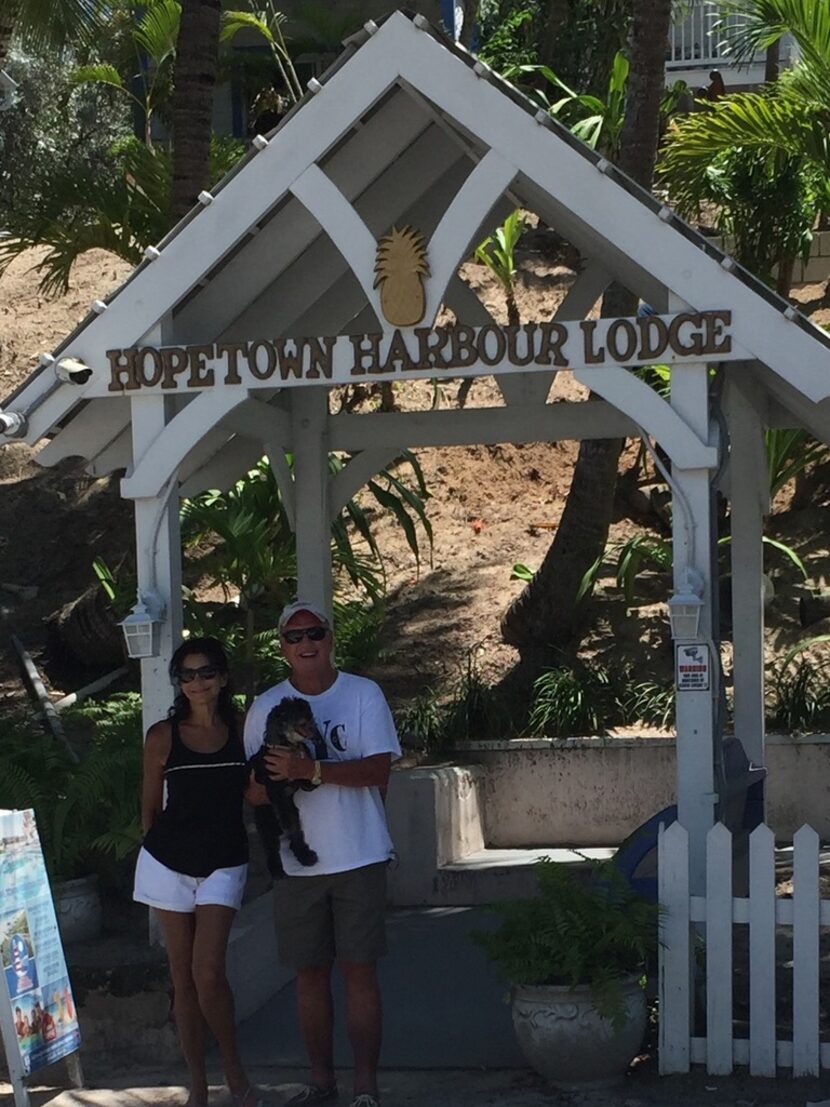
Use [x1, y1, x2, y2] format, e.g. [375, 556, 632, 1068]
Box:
[668, 3, 747, 68]
[659, 821, 829, 1077]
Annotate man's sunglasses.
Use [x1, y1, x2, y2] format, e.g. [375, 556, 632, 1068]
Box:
[177, 665, 219, 683]
[281, 626, 328, 645]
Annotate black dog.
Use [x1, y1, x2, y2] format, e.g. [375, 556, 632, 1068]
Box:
[250, 697, 327, 877]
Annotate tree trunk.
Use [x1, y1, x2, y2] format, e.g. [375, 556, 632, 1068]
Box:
[501, 0, 673, 656]
[0, 0, 21, 70]
[458, 0, 478, 49]
[170, 0, 221, 226]
[764, 39, 780, 84]
[538, 0, 570, 73]
[46, 585, 126, 670]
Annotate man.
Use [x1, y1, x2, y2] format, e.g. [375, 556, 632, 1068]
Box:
[244, 600, 400, 1107]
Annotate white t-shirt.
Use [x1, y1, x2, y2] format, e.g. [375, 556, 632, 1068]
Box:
[243, 671, 401, 876]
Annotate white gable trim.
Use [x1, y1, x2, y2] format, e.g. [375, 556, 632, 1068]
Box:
[384, 16, 830, 401]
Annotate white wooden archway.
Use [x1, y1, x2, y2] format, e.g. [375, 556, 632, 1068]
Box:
[5, 12, 830, 892]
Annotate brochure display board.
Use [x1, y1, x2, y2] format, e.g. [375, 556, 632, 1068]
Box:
[0, 809, 82, 1106]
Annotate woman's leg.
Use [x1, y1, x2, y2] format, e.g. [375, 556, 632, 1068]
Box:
[191, 904, 252, 1101]
[157, 910, 208, 1107]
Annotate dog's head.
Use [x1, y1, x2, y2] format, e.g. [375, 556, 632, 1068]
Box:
[264, 696, 317, 748]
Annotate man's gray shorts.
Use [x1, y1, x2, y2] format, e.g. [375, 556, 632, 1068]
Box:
[273, 861, 388, 968]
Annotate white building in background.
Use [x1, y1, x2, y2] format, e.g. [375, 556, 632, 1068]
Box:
[667, 0, 796, 89]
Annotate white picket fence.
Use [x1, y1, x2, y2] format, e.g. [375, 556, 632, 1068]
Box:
[658, 821, 829, 1077]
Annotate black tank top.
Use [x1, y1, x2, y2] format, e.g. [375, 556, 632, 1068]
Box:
[142, 717, 249, 878]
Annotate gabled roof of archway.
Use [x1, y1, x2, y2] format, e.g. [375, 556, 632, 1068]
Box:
[4, 9, 830, 485]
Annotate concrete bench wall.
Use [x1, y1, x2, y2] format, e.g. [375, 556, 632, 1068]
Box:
[385, 735, 830, 905]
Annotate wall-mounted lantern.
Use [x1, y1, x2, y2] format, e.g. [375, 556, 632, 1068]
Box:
[120, 594, 164, 659]
[668, 589, 704, 641]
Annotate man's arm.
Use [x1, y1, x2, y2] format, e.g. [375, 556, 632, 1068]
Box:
[265, 749, 391, 790]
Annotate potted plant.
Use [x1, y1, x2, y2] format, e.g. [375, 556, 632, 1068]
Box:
[473, 857, 660, 1089]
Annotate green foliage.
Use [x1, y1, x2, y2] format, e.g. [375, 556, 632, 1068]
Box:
[528, 661, 615, 737]
[765, 428, 830, 499]
[70, 0, 180, 145]
[480, 0, 631, 98]
[621, 680, 674, 730]
[513, 49, 629, 157]
[441, 647, 511, 743]
[664, 142, 818, 288]
[471, 858, 660, 1028]
[6, 0, 105, 56]
[475, 210, 527, 324]
[92, 556, 135, 615]
[0, 695, 143, 883]
[394, 689, 446, 754]
[395, 648, 521, 750]
[0, 43, 130, 230]
[615, 535, 673, 604]
[768, 655, 830, 733]
[478, 4, 539, 71]
[221, 1, 303, 105]
[0, 134, 244, 295]
[659, 1, 830, 283]
[181, 447, 424, 701]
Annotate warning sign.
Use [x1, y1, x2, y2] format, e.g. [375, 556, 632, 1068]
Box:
[675, 643, 710, 692]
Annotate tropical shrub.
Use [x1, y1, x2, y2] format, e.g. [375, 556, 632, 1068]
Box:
[528, 660, 615, 737]
[471, 858, 660, 1028]
[0, 695, 143, 884]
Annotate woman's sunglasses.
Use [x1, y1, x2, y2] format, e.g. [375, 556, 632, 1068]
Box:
[177, 665, 220, 683]
[281, 626, 328, 645]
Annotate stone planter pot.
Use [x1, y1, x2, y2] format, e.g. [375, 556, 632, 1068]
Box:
[511, 974, 647, 1088]
[54, 874, 102, 943]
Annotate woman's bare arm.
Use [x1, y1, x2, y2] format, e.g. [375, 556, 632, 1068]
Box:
[141, 721, 171, 835]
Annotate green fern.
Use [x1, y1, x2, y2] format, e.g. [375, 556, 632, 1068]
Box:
[472, 859, 660, 1029]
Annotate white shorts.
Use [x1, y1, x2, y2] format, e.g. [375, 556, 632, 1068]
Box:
[133, 847, 247, 913]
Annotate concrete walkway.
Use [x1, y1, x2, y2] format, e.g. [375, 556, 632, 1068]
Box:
[237, 906, 524, 1069]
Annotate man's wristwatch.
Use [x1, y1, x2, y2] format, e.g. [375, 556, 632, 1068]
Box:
[310, 760, 322, 786]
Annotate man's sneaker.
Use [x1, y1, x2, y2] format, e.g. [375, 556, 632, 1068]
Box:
[349, 1096, 379, 1107]
[284, 1085, 338, 1106]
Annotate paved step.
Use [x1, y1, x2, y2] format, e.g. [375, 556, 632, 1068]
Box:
[436, 846, 617, 905]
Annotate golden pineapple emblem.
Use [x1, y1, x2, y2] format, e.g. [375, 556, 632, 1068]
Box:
[373, 226, 430, 327]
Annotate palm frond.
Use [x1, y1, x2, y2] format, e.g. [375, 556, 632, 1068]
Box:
[14, 0, 105, 52]
[134, 0, 181, 66]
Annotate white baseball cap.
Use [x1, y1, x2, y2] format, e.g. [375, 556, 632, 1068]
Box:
[278, 600, 331, 633]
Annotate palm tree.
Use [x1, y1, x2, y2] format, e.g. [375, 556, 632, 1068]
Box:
[659, 0, 830, 270]
[501, 0, 674, 658]
[0, 0, 102, 71]
[170, 0, 221, 223]
[71, 0, 180, 148]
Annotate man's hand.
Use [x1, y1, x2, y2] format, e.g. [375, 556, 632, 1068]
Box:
[244, 770, 270, 806]
[265, 746, 313, 782]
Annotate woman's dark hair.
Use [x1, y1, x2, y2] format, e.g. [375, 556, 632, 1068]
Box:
[168, 636, 236, 726]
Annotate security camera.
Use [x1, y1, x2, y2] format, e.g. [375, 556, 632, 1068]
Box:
[0, 411, 27, 437]
[55, 357, 93, 385]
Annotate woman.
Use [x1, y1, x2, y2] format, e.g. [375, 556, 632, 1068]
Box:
[133, 637, 262, 1107]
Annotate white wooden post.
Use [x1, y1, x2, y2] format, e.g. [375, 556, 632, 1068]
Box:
[290, 389, 333, 619]
[670, 357, 717, 893]
[128, 395, 183, 741]
[792, 824, 820, 1076]
[705, 823, 733, 1074]
[725, 372, 768, 770]
[658, 822, 691, 1074]
[748, 823, 776, 1076]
